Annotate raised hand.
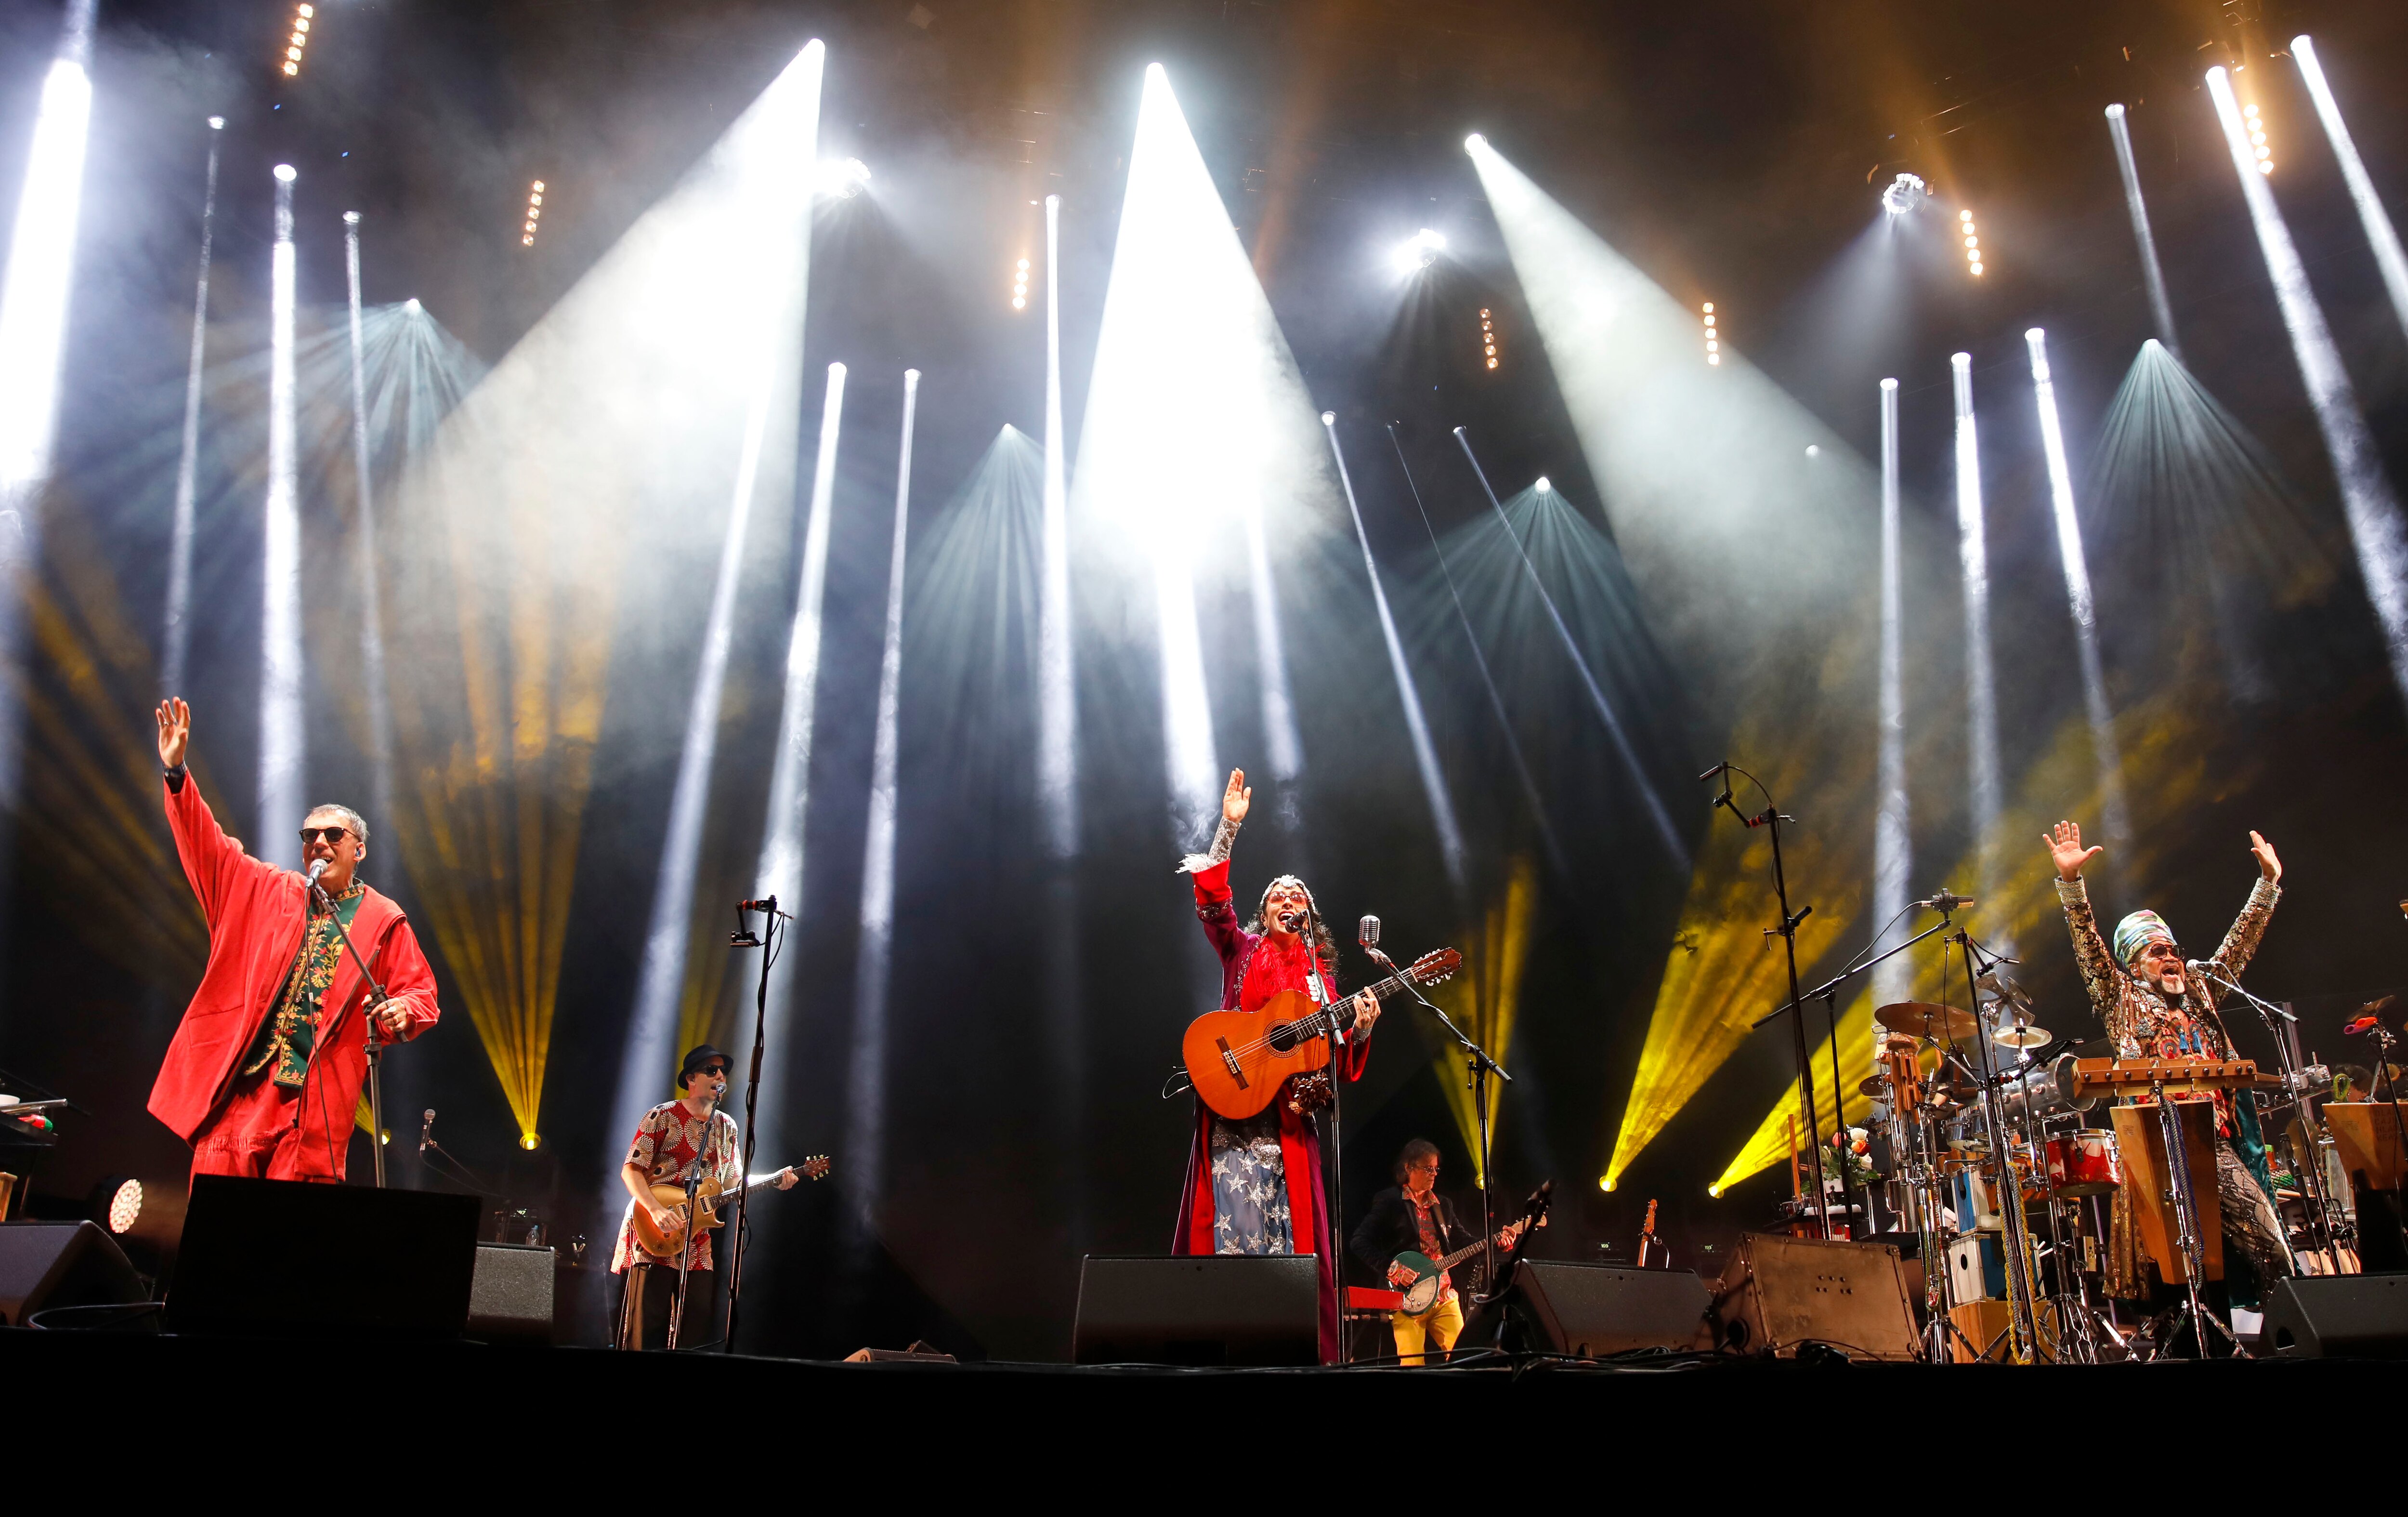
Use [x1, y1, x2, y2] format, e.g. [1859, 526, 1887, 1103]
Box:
[1222, 768, 1251, 826]
[2250, 830, 2281, 884]
[155, 698, 191, 771]
[2043, 819, 2102, 882]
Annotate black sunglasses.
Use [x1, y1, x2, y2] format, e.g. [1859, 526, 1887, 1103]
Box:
[299, 826, 352, 845]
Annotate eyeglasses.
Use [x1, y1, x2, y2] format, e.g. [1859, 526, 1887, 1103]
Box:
[299, 826, 351, 845]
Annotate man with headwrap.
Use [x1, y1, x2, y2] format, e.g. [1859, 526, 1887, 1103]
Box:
[2044, 819, 2293, 1298]
[1173, 768, 1382, 1362]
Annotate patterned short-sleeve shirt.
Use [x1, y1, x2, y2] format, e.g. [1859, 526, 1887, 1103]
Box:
[611, 1100, 742, 1273]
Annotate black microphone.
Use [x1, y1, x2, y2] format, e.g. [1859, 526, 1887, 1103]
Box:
[1277, 910, 1307, 933]
[1913, 888, 1974, 911]
[1697, 762, 1728, 783]
[1358, 915, 1381, 950]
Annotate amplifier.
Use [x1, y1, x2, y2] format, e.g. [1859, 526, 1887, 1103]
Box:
[2261, 1274, 2408, 1359]
[468, 1242, 556, 1346]
[1504, 1261, 1711, 1357]
[170, 1177, 478, 1339]
[1072, 1254, 1320, 1366]
[1710, 1232, 1920, 1361]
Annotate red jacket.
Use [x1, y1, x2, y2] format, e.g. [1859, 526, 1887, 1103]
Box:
[149, 775, 440, 1176]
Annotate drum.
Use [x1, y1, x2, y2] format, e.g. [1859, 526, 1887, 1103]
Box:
[2044, 1128, 2121, 1197]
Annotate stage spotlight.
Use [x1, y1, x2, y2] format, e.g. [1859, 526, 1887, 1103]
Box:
[816, 156, 870, 199]
[282, 2, 313, 78]
[1805, 444, 1819, 458]
[1479, 306, 1498, 369]
[207, 115, 224, 130]
[1707, 1185, 1722, 1199]
[2244, 102, 2273, 174]
[273, 162, 295, 183]
[1391, 226, 1446, 277]
[521, 180, 547, 247]
[520, 1133, 538, 1151]
[403, 296, 420, 313]
[87, 1175, 141, 1235]
[1599, 1176, 1615, 1192]
[1533, 475, 1550, 493]
[1465, 132, 1486, 153]
[1880, 171, 1926, 217]
[1959, 207, 1985, 277]
[1011, 253, 1029, 311]
[1701, 299, 1719, 364]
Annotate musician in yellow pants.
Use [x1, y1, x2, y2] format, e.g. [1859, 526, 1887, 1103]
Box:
[1351, 1140, 1525, 1364]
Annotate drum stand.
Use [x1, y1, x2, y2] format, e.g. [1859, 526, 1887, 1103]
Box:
[1954, 931, 2045, 1363]
[2139, 1079, 2243, 1359]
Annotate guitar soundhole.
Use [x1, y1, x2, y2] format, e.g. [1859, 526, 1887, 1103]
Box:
[1267, 1021, 1299, 1055]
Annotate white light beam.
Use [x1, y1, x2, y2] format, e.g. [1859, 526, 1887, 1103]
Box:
[259, 166, 307, 855]
[2105, 104, 2182, 362]
[2292, 37, 2408, 341]
[2208, 65, 2408, 711]
[2026, 329, 2130, 851]
[344, 211, 398, 831]
[1325, 414, 1465, 898]
[1951, 353, 2005, 943]
[161, 116, 224, 699]
[846, 369, 918, 1217]
[1873, 378, 1910, 1008]
[0, 0, 97, 802]
[1039, 193, 1076, 859]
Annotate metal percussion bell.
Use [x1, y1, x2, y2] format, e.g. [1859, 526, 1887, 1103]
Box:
[1992, 1019, 2052, 1049]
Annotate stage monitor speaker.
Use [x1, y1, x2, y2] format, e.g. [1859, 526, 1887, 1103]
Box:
[2261, 1274, 2408, 1359]
[0, 1221, 145, 1326]
[1073, 1254, 1319, 1366]
[468, 1242, 556, 1346]
[170, 1176, 479, 1339]
[1506, 1261, 1711, 1357]
[1709, 1232, 1920, 1361]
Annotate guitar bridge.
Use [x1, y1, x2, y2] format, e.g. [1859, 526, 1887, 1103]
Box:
[1216, 1037, 1247, 1089]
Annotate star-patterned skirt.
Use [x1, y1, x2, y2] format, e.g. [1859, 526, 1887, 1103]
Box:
[1207, 1109, 1294, 1254]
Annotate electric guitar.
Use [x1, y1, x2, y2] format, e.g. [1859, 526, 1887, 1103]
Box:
[631, 1154, 832, 1256]
[1389, 1180, 1553, 1314]
[1182, 949, 1460, 1120]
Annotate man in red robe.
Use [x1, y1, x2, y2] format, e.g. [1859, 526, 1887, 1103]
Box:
[149, 698, 441, 1183]
[1174, 768, 1380, 1362]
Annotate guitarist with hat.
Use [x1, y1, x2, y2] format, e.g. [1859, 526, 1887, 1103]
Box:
[611, 1044, 803, 1349]
[1350, 1139, 1530, 1364]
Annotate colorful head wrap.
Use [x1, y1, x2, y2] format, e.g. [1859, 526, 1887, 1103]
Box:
[2112, 909, 2176, 968]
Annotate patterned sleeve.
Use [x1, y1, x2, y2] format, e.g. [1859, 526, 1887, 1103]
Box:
[715, 1115, 744, 1189]
[625, 1106, 662, 1176]
[2210, 877, 2281, 981]
[2055, 876, 2131, 1047]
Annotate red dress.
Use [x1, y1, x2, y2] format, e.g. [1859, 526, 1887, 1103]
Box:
[1171, 860, 1371, 1363]
[152, 774, 441, 1182]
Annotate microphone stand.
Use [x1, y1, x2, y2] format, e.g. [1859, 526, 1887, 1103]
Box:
[2198, 963, 2340, 1273]
[2351, 1019, 2408, 1264]
[1309, 954, 1349, 1365]
[722, 897, 784, 1356]
[311, 871, 393, 1188]
[1373, 943, 1512, 1335]
[1707, 763, 1830, 1235]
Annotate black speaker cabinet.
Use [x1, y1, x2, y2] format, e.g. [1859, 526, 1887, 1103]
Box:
[1073, 1254, 1320, 1365]
[1709, 1232, 1921, 1361]
[468, 1242, 557, 1346]
[1507, 1261, 1712, 1357]
[169, 1176, 479, 1339]
[0, 1221, 146, 1326]
[2261, 1274, 2408, 1359]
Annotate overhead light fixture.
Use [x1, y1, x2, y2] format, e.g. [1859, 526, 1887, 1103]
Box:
[1390, 226, 1447, 277]
[1960, 206, 1985, 277]
[1881, 171, 1927, 217]
[1479, 305, 1498, 370]
[282, 2, 314, 78]
[1011, 253, 1029, 311]
[521, 179, 547, 247]
[1702, 299, 1720, 365]
[816, 156, 871, 199]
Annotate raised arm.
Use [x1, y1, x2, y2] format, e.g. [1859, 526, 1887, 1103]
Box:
[2209, 831, 2283, 980]
[2044, 820, 2128, 1041]
[1183, 768, 1252, 961]
[157, 699, 275, 928]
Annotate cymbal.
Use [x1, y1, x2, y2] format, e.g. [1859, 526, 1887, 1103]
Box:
[2356, 994, 2403, 1033]
[1992, 1021, 2053, 1049]
[1876, 1001, 1976, 1039]
[1858, 1074, 1892, 1099]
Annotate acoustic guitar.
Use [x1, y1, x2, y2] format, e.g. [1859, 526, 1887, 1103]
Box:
[1390, 1180, 1553, 1314]
[1182, 949, 1460, 1121]
[631, 1154, 832, 1256]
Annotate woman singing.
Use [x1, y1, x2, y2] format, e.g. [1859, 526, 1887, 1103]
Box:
[1172, 768, 1381, 1362]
